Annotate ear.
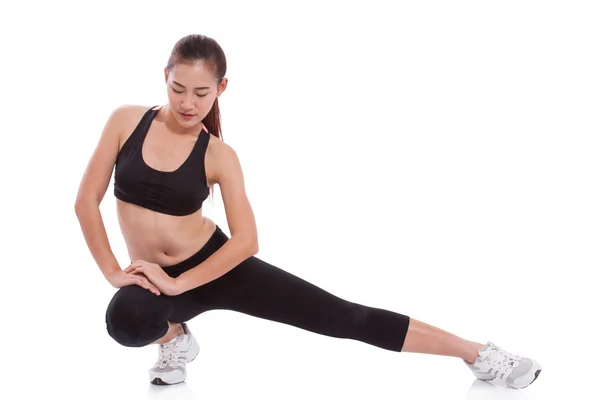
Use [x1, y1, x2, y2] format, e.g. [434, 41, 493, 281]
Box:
[217, 77, 228, 98]
[164, 67, 169, 83]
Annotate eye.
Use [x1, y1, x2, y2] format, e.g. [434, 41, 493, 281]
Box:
[196, 94, 208, 98]
[172, 88, 183, 94]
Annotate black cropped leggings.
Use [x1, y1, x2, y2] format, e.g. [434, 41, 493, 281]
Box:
[105, 225, 411, 351]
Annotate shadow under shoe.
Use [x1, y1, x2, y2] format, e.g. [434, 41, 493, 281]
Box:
[465, 379, 533, 400]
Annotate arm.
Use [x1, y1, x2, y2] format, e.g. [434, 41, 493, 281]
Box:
[74, 105, 130, 280]
[175, 141, 259, 294]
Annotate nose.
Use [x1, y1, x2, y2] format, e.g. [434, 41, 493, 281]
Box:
[181, 94, 195, 111]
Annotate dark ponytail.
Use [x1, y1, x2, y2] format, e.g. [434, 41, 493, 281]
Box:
[203, 97, 222, 140]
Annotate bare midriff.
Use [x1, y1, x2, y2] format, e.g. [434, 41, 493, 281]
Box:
[116, 200, 217, 268]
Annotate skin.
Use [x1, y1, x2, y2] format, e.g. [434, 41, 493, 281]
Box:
[117, 62, 233, 269]
[75, 61, 483, 362]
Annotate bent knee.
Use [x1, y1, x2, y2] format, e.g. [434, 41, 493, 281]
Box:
[105, 285, 170, 347]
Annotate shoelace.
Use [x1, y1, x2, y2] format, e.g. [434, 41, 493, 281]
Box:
[157, 341, 180, 368]
[482, 343, 521, 377]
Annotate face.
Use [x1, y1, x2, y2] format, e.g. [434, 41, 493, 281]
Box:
[164, 61, 227, 128]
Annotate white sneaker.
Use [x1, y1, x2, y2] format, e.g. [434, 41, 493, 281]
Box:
[149, 323, 200, 385]
[464, 341, 542, 389]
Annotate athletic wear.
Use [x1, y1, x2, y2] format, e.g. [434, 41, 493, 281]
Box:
[149, 322, 200, 385]
[464, 342, 542, 389]
[113, 106, 211, 216]
[106, 225, 411, 352]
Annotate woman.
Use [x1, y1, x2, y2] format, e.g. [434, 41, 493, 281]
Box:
[74, 34, 541, 389]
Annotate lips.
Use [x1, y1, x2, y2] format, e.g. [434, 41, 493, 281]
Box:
[180, 112, 195, 120]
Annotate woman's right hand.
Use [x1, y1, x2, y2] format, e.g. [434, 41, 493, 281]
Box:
[106, 269, 161, 296]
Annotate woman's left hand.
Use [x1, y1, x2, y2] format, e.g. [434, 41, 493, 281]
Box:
[125, 260, 181, 296]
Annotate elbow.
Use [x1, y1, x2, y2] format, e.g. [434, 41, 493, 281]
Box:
[74, 200, 84, 216]
[245, 234, 259, 255]
[74, 199, 86, 216]
[250, 240, 259, 255]
[233, 228, 259, 255]
[74, 196, 99, 217]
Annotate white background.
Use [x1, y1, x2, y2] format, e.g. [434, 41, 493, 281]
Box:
[1, 1, 598, 399]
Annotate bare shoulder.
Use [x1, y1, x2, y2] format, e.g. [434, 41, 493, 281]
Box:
[205, 135, 242, 187]
[75, 104, 152, 204]
[105, 104, 149, 125]
[116, 103, 153, 118]
[112, 104, 154, 151]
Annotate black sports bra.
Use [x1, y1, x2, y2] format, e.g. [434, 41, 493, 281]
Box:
[113, 106, 211, 216]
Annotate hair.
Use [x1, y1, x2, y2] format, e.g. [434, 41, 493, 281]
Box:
[165, 34, 227, 141]
[166, 34, 227, 206]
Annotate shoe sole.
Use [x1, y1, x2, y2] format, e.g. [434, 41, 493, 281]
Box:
[511, 357, 542, 389]
[151, 377, 184, 385]
[468, 358, 543, 389]
[518, 368, 542, 389]
[150, 337, 200, 385]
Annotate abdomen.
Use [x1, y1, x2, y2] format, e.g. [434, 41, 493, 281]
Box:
[116, 200, 216, 266]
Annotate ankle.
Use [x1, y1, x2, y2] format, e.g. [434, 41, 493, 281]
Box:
[465, 342, 484, 363]
[152, 322, 185, 345]
[168, 322, 185, 339]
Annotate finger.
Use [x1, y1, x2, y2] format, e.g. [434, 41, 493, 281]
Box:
[134, 273, 150, 284]
[148, 283, 161, 296]
[129, 275, 149, 290]
[137, 277, 150, 289]
[124, 262, 138, 273]
[127, 266, 142, 274]
[138, 275, 157, 292]
[132, 272, 160, 295]
[124, 265, 159, 295]
[138, 277, 160, 296]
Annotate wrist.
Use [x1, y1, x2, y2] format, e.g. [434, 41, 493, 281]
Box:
[173, 277, 187, 296]
[102, 265, 122, 280]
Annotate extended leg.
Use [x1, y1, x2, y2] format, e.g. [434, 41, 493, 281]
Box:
[197, 255, 411, 352]
[197, 255, 484, 362]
